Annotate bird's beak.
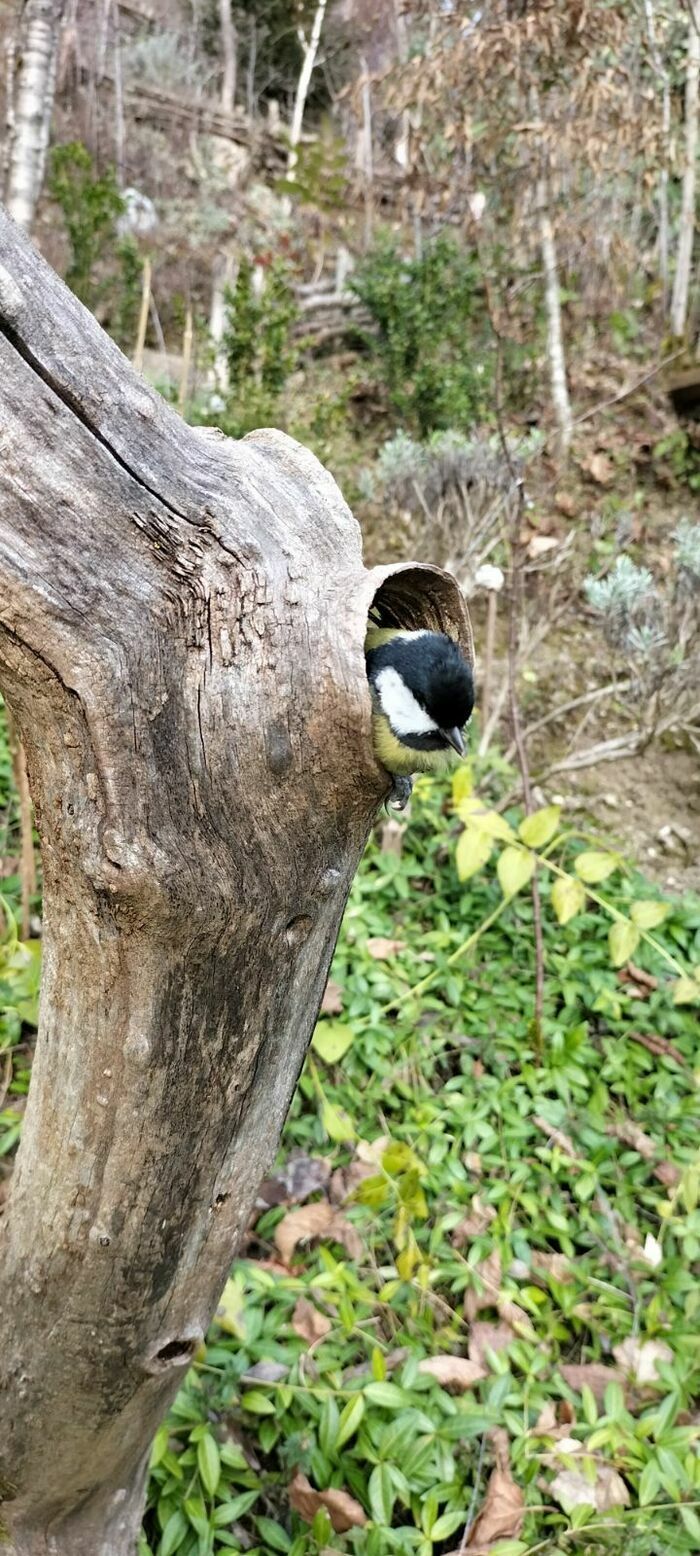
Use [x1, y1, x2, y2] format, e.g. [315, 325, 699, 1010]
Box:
[443, 726, 465, 756]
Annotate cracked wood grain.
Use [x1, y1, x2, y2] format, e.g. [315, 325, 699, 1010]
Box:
[0, 210, 472, 1555]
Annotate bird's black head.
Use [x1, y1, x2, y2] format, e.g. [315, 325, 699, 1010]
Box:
[367, 630, 474, 753]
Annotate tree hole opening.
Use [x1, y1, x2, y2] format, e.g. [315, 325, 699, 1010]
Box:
[368, 564, 474, 666]
[144, 1335, 200, 1374]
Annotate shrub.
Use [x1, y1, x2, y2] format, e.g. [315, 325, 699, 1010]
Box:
[350, 234, 492, 436]
[48, 143, 125, 309]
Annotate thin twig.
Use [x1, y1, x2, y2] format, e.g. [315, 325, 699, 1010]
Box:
[459, 1432, 487, 1554]
[506, 679, 630, 759]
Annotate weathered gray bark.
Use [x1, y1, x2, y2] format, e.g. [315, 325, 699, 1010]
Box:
[0, 210, 472, 1555]
[4, 0, 66, 231]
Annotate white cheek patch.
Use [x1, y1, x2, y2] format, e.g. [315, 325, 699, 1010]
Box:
[375, 666, 438, 737]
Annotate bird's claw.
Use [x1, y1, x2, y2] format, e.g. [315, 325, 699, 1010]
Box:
[386, 776, 413, 813]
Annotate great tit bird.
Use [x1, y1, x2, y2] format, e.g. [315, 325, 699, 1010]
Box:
[365, 625, 474, 809]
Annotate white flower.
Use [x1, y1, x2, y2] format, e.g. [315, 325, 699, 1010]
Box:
[475, 563, 505, 592]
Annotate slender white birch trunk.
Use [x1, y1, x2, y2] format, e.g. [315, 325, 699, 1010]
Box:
[538, 173, 573, 454]
[671, 0, 700, 338]
[5, 0, 66, 232]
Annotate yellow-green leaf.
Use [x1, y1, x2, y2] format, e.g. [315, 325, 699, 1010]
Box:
[321, 1099, 356, 1142]
[518, 805, 561, 849]
[336, 1392, 365, 1448]
[214, 1275, 247, 1340]
[451, 764, 474, 806]
[455, 825, 493, 882]
[574, 851, 618, 884]
[609, 919, 640, 968]
[458, 796, 515, 841]
[672, 976, 700, 1006]
[497, 846, 535, 899]
[630, 900, 671, 930]
[197, 1433, 220, 1496]
[312, 1021, 354, 1064]
[551, 874, 586, 925]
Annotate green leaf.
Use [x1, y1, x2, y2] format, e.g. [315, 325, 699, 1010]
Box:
[490, 1545, 529, 1556]
[197, 1432, 220, 1496]
[630, 899, 671, 929]
[609, 918, 640, 967]
[574, 851, 618, 883]
[255, 1517, 292, 1552]
[455, 826, 493, 882]
[312, 1021, 354, 1063]
[369, 1463, 395, 1526]
[336, 1392, 365, 1448]
[149, 1425, 170, 1468]
[458, 797, 515, 841]
[321, 1099, 356, 1142]
[672, 976, 700, 1005]
[212, 1492, 260, 1525]
[551, 874, 586, 925]
[364, 1381, 410, 1408]
[638, 1459, 661, 1506]
[680, 1507, 700, 1544]
[497, 846, 535, 899]
[159, 1511, 188, 1556]
[431, 1510, 466, 1541]
[241, 1389, 276, 1415]
[214, 1275, 247, 1340]
[518, 805, 561, 848]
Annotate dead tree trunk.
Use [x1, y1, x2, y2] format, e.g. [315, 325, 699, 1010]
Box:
[4, 0, 66, 231]
[0, 213, 471, 1555]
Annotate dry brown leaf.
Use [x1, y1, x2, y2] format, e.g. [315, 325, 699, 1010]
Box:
[464, 1249, 502, 1321]
[355, 1136, 390, 1165]
[654, 1159, 681, 1188]
[628, 1030, 688, 1067]
[329, 1160, 374, 1205]
[533, 1399, 576, 1438]
[466, 1429, 524, 1550]
[242, 1359, 289, 1384]
[468, 1320, 514, 1370]
[320, 980, 344, 1016]
[452, 1195, 496, 1245]
[289, 1470, 367, 1533]
[620, 962, 658, 993]
[613, 1337, 673, 1386]
[607, 1120, 656, 1160]
[585, 451, 615, 485]
[555, 492, 577, 517]
[292, 1296, 332, 1345]
[527, 533, 560, 559]
[366, 937, 407, 959]
[551, 1463, 630, 1513]
[533, 1115, 578, 1159]
[418, 1355, 487, 1391]
[275, 1202, 363, 1266]
[532, 1251, 574, 1285]
[559, 1362, 624, 1403]
[258, 1154, 331, 1208]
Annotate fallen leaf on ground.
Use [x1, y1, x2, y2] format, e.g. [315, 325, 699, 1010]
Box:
[585, 451, 615, 485]
[533, 1399, 576, 1438]
[329, 1160, 374, 1204]
[258, 1154, 331, 1207]
[289, 1471, 367, 1533]
[452, 1195, 496, 1244]
[366, 937, 407, 959]
[355, 1136, 390, 1166]
[613, 1336, 673, 1385]
[532, 1251, 574, 1285]
[619, 962, 658, 993]
[555, 491, 577, 517]
[468, 1320, 515, 1370]
[418, 1355, 486, 1391]
[559, 1362, 624, 1403]
[628, 1030, 688, 1067]
[466, 1428, 524, 1550]
[551, 1463, 630, 1513]
[533, 1115, 578, 1159]
[607, 1120, 656, 1159]
[320, 979, 344, 1015]
[464, 1248, 502, 1320]
[292, 1296, 332, 1345]
[275, 1202, 363, 1266]
[241, 1359, 289, 1383]
[527, 533, 560, 559]
[654, 1159, 681, 1188]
